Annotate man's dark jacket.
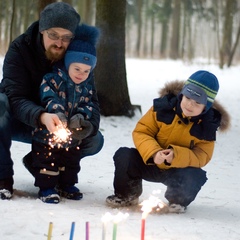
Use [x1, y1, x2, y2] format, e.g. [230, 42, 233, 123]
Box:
[0, 21, 100, 134]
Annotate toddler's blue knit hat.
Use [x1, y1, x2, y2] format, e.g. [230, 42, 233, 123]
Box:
[180, 70, 219, 112]
[39, 2, 80, 34]
[64, 40, 97, 71]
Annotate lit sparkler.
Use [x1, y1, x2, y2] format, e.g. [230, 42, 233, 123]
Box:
[140, 191, 166, 240]
[101, 212, 112, 240]
[112, 212, 129, 240]
[48, 126, 72, 148]
[101, 212, 129, 240]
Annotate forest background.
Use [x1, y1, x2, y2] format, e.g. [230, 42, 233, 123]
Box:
[0, 0, 240, 117]
[1, 0, 240, 66]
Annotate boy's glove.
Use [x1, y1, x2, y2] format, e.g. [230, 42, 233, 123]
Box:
[56, 112, 67, 127]
[69, 114, 94, 141]
[69, 113, 84, 129]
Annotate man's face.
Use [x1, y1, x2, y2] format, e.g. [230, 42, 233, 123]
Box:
[41, 28, 74, 62]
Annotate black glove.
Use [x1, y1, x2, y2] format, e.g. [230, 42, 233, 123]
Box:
[69, 113, 85, 129]
[70, 117, 94, 141]
[56, 112, 67, 127]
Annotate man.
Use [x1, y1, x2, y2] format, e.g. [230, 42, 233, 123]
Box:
[0, 2, 104, 200]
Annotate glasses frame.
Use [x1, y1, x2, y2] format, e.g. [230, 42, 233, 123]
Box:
[46, 31, 75, 43]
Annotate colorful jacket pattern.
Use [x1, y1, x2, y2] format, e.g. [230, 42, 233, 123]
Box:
[33, 67, 96, 147]
[41, 68, 94, 120]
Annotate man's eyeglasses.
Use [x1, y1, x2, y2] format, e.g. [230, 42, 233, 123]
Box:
[46, 31, 74, 43]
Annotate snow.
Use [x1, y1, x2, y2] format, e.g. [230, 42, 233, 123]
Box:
[0, 57, 240, 240]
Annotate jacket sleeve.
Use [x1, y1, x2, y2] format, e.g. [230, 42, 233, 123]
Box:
[40, 74, 66, 114]
[168, 141, 214, 168]
[132, 107, 164, 162]
[2, 37, 46, 128]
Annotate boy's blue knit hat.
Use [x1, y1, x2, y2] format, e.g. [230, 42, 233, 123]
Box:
[180, 70, 219, 112]
[64, 40, 97, 71]
[39, 2, 80, 34]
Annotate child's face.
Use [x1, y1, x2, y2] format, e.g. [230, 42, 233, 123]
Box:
[180, 95, 205, 117]
[68, 63, 91, 84]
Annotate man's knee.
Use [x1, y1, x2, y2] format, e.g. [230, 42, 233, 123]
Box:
[0, 93, 10, 117]
[91, 131, 104, 154]
[78, 131, 104, 158]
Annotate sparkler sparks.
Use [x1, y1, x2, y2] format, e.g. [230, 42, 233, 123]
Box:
[140, 190, 168, 216]
[49, 126, 72, 148]
[140, 195, 161, 219]
[112, 212, 129, 240]
[140, 193, 164, 240]
[101, 212, 129, 240]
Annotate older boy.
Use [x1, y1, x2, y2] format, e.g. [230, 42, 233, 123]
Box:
[106, 70, 230, 213]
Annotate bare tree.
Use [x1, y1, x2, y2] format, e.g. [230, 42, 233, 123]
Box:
[228, 23, 240, 67]
[169, 0, 181, 59]
[219, 0, 240, 68]
[9, 0, 16, 45]
[159, 0, 172, 58]
[38, 0, 56, 15]
[95, 0, 135, 116]
[76, 0, 96, 25]
[135, 0, 143, 57]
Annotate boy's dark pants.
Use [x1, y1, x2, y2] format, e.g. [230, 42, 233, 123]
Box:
[32, 140, 81, 190]
[113, 147, 207, 207]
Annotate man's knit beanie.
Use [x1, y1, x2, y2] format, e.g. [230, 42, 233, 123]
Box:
[39, 2, 80, 34]
[180, 70, 219, 112]
[65, 40, 97, 71]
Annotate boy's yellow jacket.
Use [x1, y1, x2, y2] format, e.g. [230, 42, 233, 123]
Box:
[132, 80, 230, 170]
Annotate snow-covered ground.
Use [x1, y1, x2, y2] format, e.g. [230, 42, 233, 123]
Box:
[0, 58, 239, 240]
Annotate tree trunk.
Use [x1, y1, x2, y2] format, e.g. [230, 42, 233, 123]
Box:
[9, 0, 15, 45]
[219, 0, 234, 68]
[135, 0, 143, 57]
[38, 0, 56, 16]
[227, 23, 240, 67]
[95, 0, 135, 117]
[160, 0, 172, 58]
[169, 0, 181, 59]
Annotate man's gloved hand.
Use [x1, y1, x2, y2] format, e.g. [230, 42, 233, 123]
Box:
[56, 112, 67, 128]
[69, 114, 94, 141]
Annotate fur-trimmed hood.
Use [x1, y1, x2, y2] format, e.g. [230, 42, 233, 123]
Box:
[158, 80, 231, 132]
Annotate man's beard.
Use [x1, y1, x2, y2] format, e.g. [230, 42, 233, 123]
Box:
[45, 44, 66, 62]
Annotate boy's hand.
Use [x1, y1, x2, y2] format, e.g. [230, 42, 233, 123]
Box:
[153, 149, 173, 165]
[69, 113, 85, 129]
[69, 114, 93, 141]
[71, 120, 93, 141]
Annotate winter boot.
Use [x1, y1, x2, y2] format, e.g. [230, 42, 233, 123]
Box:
[57, 185, 83, 200]
[106, 194, 139, 207]
[38, 188, 60, 204]
[0, 177, 13, 200]
[168, 203, 187, 213]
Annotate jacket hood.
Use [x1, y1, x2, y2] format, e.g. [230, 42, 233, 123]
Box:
[158, 80, 231, 132]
